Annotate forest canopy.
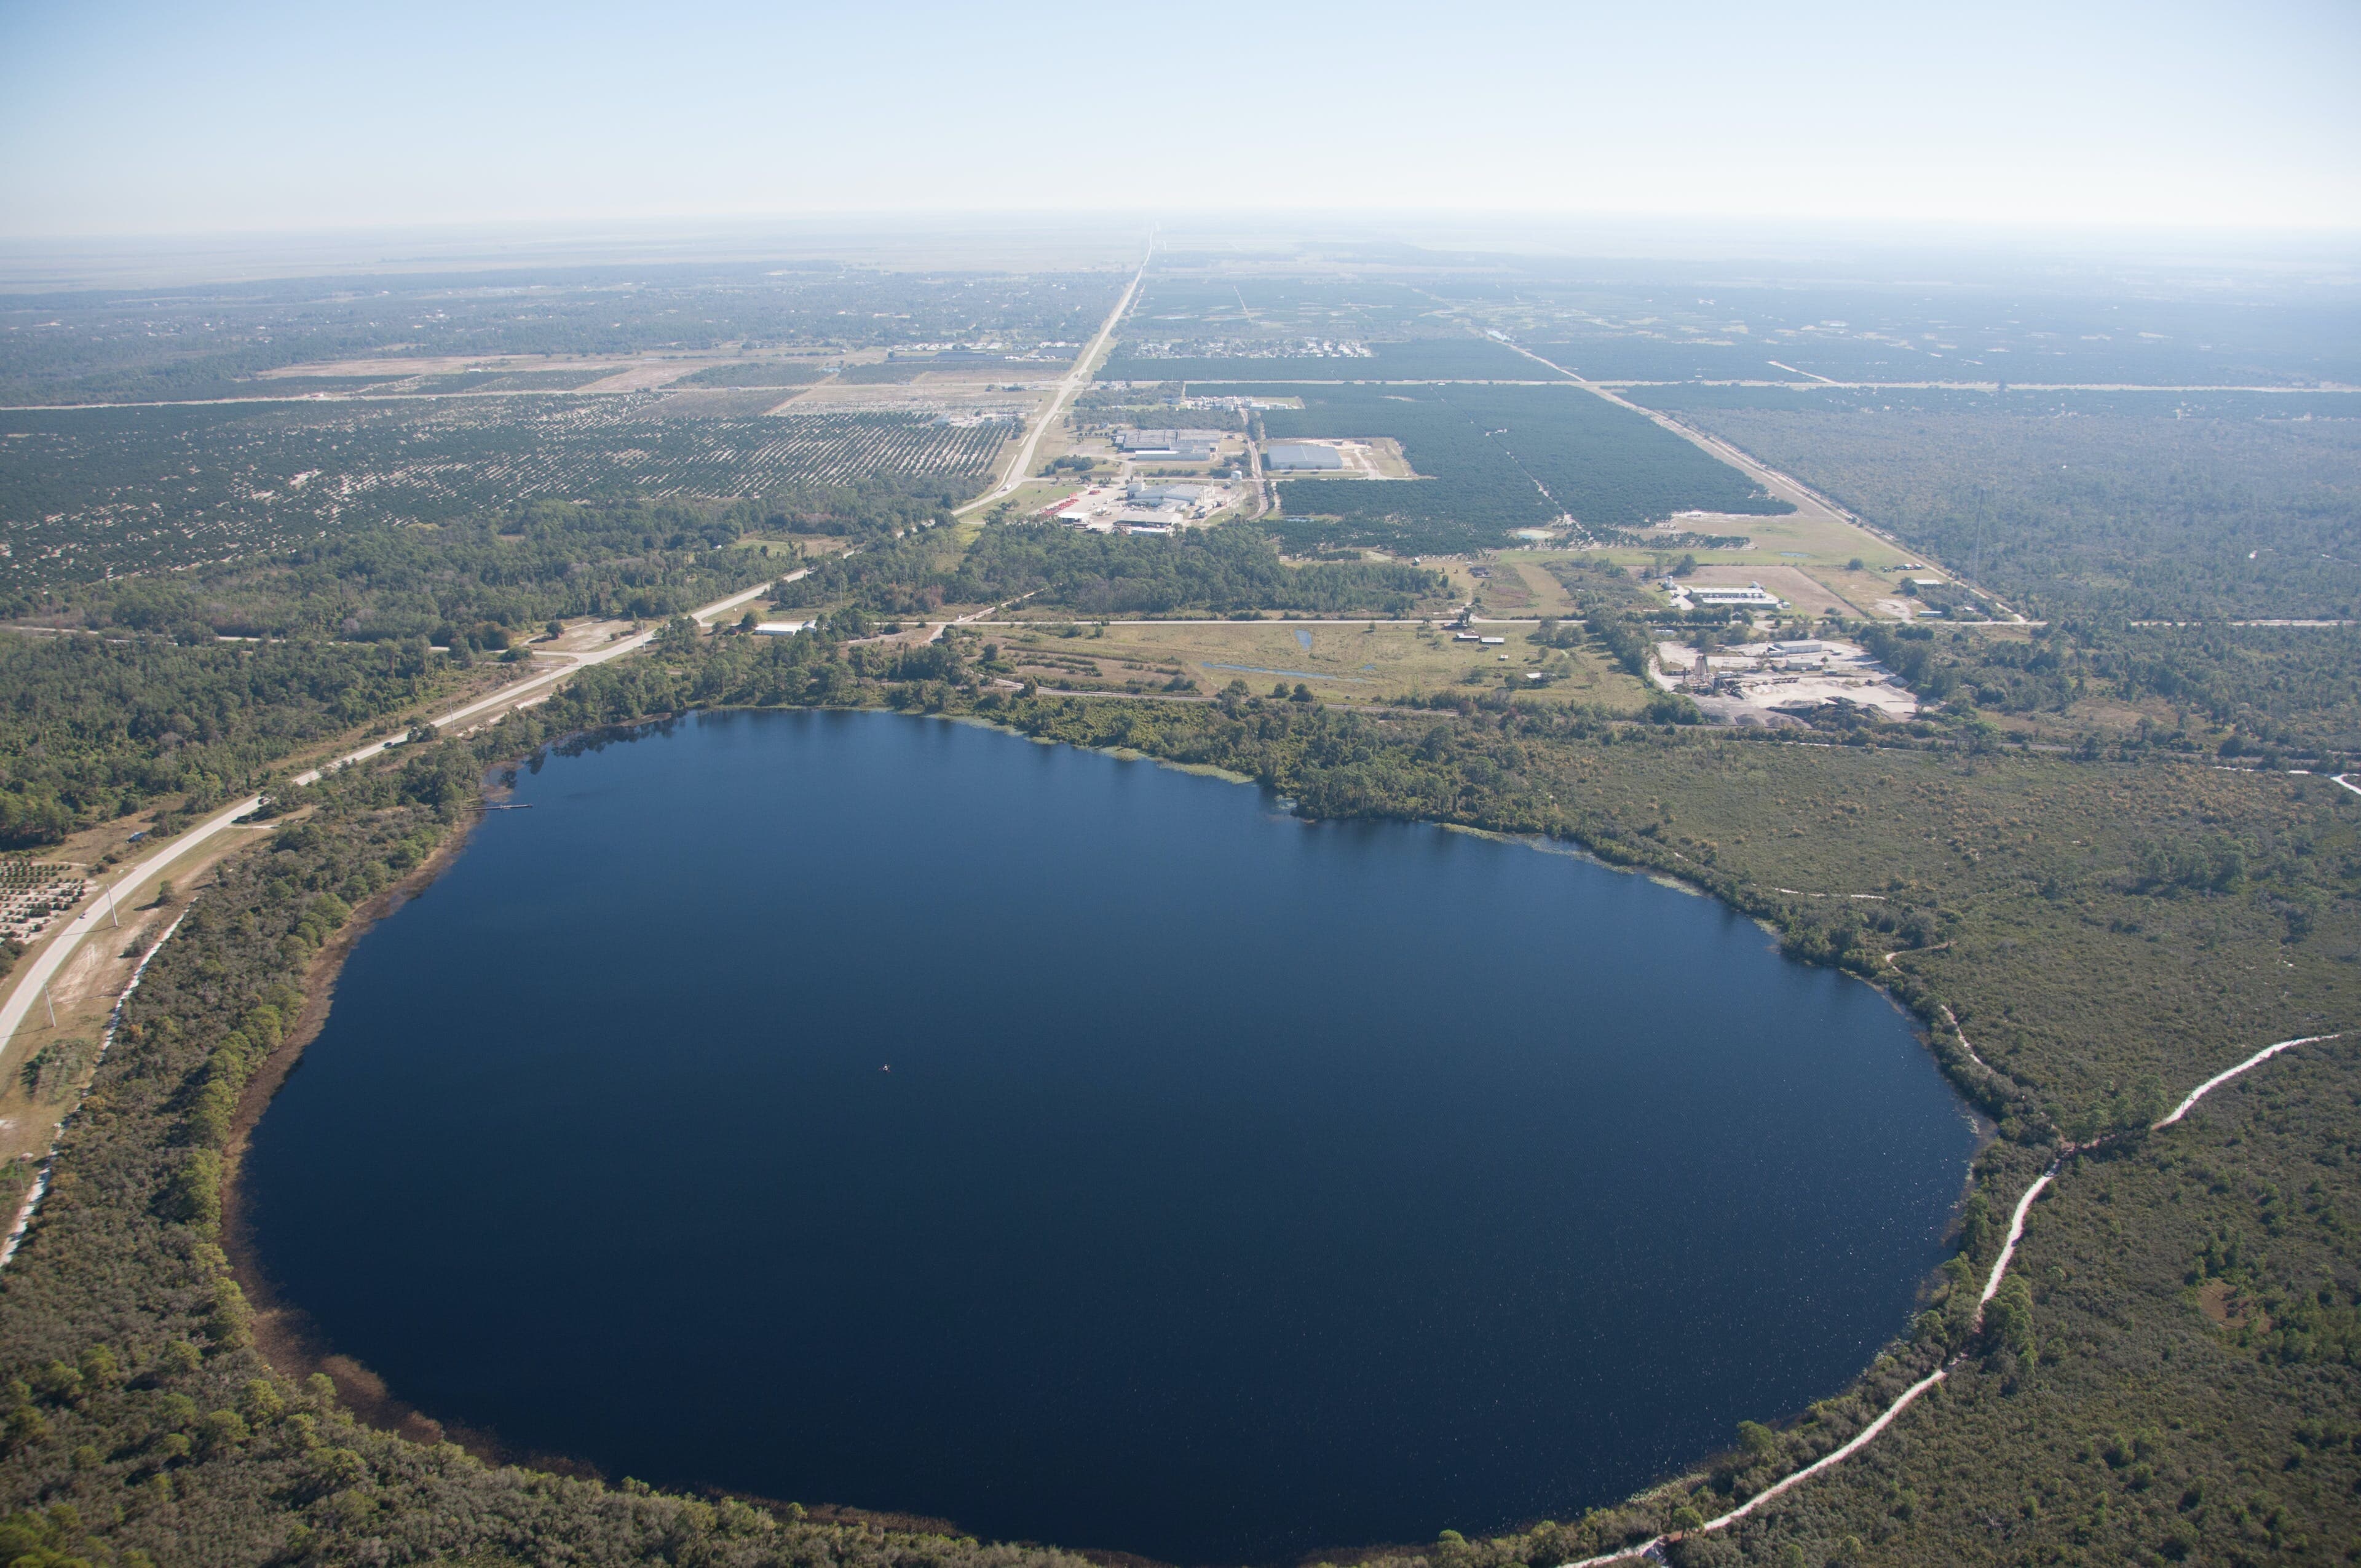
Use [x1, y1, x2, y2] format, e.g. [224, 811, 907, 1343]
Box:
[0, 633, 466, 847]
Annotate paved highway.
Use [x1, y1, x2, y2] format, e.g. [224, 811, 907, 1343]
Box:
[0, 576, 785, 1058]
[956, 247, 1149, 517]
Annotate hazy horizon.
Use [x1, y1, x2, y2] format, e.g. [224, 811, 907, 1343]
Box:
[3, 212, 2358, 296]
[5, 0, 2357, 244]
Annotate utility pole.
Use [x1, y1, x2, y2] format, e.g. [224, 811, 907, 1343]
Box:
[105, 879, 119, 928]
[42, 984, 56, 1029]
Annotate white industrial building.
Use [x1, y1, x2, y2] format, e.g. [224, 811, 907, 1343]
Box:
[1264, 442, 1346, 471]
[1688, 582, 1783, 609]
[1126, 482, 1206, 508]
[1113, 428, 1225, 459]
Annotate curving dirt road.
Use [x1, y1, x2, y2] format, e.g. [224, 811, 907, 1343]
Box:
[1561, 1026, 2346, 1566]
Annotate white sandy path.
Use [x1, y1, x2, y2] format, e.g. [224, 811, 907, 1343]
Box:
[2156, 1033, 2345, 1129]
[1559, 1028, 2345, 1565]
[0, 905, 191, 1267]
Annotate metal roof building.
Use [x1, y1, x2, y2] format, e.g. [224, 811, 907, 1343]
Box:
[1126, 482, 1206, 507]
[1690, 582, 1782, 608]
[1114, 428, 1225, 456]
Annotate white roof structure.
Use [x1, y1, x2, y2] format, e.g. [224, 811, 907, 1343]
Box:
[1690, 582, 1782, 608]
[1115, 428, 1225, 455]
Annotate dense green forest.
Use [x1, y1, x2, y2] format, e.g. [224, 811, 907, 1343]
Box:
[0, 489, 922, 847]
[1849, 620, 2361, 758]
[781, 521, 1446, 617]
[1625, 393, 2361, 621]
[0, 633, 472, 849]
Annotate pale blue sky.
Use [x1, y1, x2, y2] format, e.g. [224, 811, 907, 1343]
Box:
[2, 0, 2356, 237]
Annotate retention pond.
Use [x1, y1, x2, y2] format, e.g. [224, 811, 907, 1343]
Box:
[244, 710, 1975, 1564]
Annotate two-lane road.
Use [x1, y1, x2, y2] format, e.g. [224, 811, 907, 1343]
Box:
[0, 574, 788, 1057]
[957, 246, 1149, 517]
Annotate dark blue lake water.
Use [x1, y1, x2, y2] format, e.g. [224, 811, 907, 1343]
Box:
[244, 710, 1974, 1564]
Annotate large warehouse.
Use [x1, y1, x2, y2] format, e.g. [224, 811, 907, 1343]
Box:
[1113, 428, 1225, 458]
[1264, 442, 1346, 471]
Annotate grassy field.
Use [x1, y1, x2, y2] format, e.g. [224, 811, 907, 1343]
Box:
[1460, 557, 1579, 616]
[987, 619, 1653, 710]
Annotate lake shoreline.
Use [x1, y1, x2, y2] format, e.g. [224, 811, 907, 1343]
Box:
[232, 705, 1980, 1561]
[224, 703, 1987, 1552]
[213, 799, 561, 1466]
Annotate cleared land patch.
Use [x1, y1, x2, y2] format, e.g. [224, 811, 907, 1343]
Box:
[989, 620, 1651, 710]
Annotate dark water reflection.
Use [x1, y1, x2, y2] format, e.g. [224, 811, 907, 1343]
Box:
[245, 710, 1974, 1563]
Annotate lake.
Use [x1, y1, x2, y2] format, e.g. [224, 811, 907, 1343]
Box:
[242, 710, 1976, 1564]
